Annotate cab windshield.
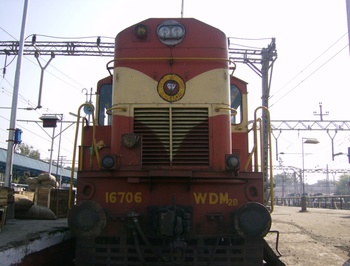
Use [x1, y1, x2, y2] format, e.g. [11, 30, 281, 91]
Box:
[98, 84, 112, 125]
[230, 84, 242, 124]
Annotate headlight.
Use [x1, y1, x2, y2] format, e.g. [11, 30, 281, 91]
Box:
[157, 20, 185, 45]
[68, 201, 106, 239]
[233, 202, 271, 238]
[158, 25, 171, 38]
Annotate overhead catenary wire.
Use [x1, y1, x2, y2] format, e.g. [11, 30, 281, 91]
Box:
[0, 26, 18, 40]
[228, 36, 274, 50]
[269, 33, 349, 108]
[269, 43, 349, 109]
[270, 33, 348, 99]
[229, 36, 272, 41]
[23, 52, 87, 91]
[0, 31, 112, 87]
[1, 76, 58, 114]
[0, 26, 18, 74]
[28, 33, 114, 40]
[0, 34, 91, 161]
[1, 28, 349, 171]
[1, 52, 90, 113]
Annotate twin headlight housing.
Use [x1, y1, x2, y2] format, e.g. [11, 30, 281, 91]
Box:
[135, 20, 186, 46]
[157, 20, 186, 45]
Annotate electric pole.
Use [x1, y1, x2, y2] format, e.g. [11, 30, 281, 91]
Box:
[4, 0, 29, 220]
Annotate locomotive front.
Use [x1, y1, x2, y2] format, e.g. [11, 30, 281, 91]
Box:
[68, 18, 273, 265]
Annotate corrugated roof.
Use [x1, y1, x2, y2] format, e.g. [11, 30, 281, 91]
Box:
[0, 148, 76, 180]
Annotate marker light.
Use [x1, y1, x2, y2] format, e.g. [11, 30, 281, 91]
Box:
[226, 154, 240, 171]
[135, 24, 148, 40]
[80, 182, 95, 200]
[157, 20, 185, 45]
[101, 155, 115, 169]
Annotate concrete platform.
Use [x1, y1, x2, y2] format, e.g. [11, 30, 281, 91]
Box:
[267, 206, 350, 266]
[0, 218, 74, 266]
[1, 206, 349, 266]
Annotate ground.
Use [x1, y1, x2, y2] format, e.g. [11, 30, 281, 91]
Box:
[266, 206, 350, 266]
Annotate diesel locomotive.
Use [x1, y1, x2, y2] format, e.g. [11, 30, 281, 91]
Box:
[68, 18, 281, 265]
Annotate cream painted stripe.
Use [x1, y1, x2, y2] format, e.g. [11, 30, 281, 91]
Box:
[113, 67, 231, 116]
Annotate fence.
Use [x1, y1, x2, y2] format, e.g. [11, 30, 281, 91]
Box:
[275, 195, 350, 210]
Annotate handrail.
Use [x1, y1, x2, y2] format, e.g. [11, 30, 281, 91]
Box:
[106, 105, 127, 115]
[215, 106, 237, 116]
[244, 118, 260, 172]
[69, 103, 99, 209]
[244, 106, 274, 213]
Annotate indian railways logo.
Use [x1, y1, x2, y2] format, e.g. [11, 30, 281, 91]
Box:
[157, 74, 185, 102]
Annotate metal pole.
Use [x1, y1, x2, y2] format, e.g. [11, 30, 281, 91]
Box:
[4, 0, 29, 189]
[35, 52, 55, 109]
[346, 0, 350, 55]
[181, 0, 184, 18]
[48, 126, 56, 176]
[261, 45, 270, 205]
[300, 139, 308, 211]
[302, 140, 305, 195]
[55, 115, 63, 187]
[300, 138, 319, 211]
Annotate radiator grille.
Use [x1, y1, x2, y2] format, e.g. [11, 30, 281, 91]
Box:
[133, 108, 209, 166]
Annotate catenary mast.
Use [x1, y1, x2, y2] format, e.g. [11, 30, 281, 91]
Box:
[4, 0, 29, 189]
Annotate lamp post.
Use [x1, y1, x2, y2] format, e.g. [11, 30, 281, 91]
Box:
[39, 114, 60, 175]
[301, 137, 319, 212]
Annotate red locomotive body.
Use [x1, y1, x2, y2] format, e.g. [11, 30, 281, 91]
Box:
[68, 18, 277, 265]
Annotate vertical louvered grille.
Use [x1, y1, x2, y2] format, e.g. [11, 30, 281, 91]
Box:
[133, 108, 209, 166]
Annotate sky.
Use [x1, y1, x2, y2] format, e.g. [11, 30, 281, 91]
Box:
[0, 0, 350, 185]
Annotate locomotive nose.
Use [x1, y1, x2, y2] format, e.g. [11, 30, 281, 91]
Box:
[68, 201, 107, 239]
[233, 202, 271, 238]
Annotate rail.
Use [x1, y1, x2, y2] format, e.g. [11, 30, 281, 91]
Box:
[244, 106, 274, 213]
[69, 103, 99, 209]
[274, 195, 350, 210]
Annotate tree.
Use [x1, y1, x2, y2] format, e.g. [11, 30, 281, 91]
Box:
[15, 143, 40, 159]
[334, 175, 350, 195]
[273, 172, 299, 197]
[274, 173, 296, 186]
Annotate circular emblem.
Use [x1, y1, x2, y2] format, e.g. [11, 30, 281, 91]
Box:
[157, 74, 185, 102]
